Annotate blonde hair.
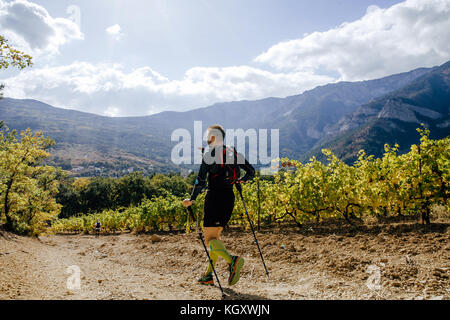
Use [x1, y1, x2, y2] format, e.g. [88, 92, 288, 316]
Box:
[208, 124, 225, 141]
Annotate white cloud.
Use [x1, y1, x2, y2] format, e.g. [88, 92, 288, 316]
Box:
[1, 62, 333, 116]
[0, 0, 84, 57]
[106, 24, 123, 40]
[2, 0, 447, 117]
[254, 0, 450, 81]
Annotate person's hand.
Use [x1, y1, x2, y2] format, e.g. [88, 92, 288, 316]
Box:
[182, 199, 193, 207]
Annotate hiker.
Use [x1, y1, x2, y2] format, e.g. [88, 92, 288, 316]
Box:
[95, 219, 101, 237]
[182, 124, 255, 286]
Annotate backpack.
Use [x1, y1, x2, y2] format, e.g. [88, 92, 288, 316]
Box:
[211, 146, 241, 185]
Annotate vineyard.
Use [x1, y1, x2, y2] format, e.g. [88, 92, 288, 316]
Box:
[1, 12, 450, 302]
[51, 126, 449, 234]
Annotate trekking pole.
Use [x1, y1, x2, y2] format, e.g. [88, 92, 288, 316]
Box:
[235, 183, 270, 279]
[257, 171, 261, 231]
[186, 206, 226, 299]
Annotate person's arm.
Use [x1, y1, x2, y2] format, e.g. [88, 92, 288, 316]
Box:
[190, 158, 208, 201]
[236, 150, 255, 183]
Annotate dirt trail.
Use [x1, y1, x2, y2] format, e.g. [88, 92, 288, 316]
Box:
[1, 220, 449, 300]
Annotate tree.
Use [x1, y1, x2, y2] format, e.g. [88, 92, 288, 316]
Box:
[0, 127, 60, 235]
[81, 177, 116, 213]
[115, 172, 158, 207]
[1, 34, 34, 127]
[151, 173, 189, 197]
[0, 35, 33, 70]
[54, 171, 82, 219]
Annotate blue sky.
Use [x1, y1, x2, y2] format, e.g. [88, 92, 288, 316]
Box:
[0, 0, 449, 116]
[30, 0, 404, 79]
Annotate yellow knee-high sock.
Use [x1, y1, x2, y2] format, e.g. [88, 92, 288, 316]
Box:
[208, 239, 233, 264]
[205, 251, 218, 275]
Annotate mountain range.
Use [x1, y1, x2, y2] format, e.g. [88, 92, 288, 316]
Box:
[306, 60, 450, 163]
[0, 61, 448, 176]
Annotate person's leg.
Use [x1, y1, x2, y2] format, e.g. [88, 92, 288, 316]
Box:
[202, 227, 220, 275]
[204, 227, 222, 244]
[203, 226, 243, 286]
[199, 190, 234, 281]
[203, 227, 232, 275]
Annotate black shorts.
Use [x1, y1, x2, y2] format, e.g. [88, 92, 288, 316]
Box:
[203, 188, 235, 228]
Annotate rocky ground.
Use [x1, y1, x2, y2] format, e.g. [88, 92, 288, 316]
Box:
[0, 217, 448, 300]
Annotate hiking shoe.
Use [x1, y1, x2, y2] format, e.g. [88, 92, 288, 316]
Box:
[198, 272, 214, 286]
[228, 256, 244, 286]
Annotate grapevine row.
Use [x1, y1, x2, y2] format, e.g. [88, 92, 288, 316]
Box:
[52, 126, 449, 233]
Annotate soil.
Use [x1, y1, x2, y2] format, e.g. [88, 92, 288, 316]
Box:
[0, 219, 449, 300]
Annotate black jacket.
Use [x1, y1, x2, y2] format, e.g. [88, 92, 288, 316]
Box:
[190, 145, 255, 201]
